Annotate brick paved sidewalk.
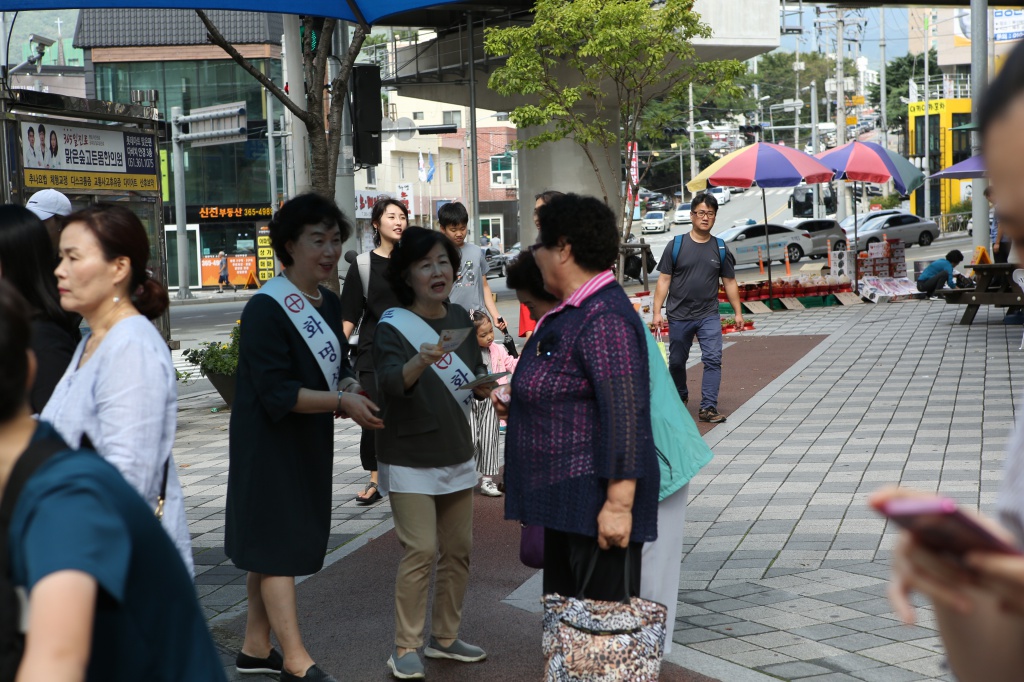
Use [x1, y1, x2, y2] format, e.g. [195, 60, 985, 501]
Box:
[174, 298, 1020, 681]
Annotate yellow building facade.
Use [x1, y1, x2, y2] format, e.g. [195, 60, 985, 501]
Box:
[907, 98, 974, 216]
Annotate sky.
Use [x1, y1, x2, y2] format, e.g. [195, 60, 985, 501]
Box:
[777, 6, 911, 73]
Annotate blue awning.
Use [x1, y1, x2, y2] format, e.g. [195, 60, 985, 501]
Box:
[0, 0, 464, 26]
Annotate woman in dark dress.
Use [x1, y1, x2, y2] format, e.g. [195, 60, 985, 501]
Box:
[0, 204, 79, 413]
[341, 198, 407, 504]
[225, 194, 383, 682]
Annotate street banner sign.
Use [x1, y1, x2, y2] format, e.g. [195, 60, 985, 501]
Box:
[21, 120, 158, 192]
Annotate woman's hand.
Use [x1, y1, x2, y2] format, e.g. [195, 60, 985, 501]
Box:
[340, 393, 384, 430]
[491, 385, 511, 420]
[869, 487, 978, 623]
[417, 342, 445, 367]
[597, 503, 632, 550]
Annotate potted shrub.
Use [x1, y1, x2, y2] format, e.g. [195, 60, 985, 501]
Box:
[183, 322, 239, 406]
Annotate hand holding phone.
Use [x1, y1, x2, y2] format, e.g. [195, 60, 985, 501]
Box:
[877, 497, 1022, 557]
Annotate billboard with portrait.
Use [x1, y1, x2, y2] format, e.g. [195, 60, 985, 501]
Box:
[20, 120, 158, 192]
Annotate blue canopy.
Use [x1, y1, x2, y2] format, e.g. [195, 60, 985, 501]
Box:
[0, 0, 463, 26]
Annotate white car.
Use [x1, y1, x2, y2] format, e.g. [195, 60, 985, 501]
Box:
[642, 211, 671, 234]
[708, 186, 731, 205]
[673, 202, 691, 225]
[717, 223, 814, 265]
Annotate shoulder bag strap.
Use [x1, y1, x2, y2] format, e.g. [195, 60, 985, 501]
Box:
[1, 437, 66, 565]
[357, 251, 372, 300]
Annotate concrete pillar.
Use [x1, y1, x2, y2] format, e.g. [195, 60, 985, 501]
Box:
[517, 118, 621, 246]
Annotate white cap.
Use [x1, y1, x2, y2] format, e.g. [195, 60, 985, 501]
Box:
[26, 189, 72, 221]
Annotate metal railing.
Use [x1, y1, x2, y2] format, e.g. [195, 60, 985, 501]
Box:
[937, 211, 971, 234]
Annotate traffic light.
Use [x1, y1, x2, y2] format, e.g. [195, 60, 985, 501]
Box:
[352, 64, 382, 166]
[299, 17, 327, 54]
[739, 124, 762, 142]
[663, 126, 688, 138]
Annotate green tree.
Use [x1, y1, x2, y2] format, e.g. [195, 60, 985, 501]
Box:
[195, 11, 368, 292]
[483, 0, 743, 236]
[868, 48, 938, 131]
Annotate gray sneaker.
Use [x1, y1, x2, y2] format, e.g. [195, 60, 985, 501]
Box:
[387, 649, 425, 680]
[424, 636, 487, 662]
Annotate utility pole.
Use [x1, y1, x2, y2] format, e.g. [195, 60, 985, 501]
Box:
[971, 0, 989, 256]
[811, 80, 820, 218]
[835, 9, 847, 223]
[333, 23, 358, 255]
[752, 56, 761, 140]
[923, 14, 931, 221]
[267, 90, 277, 211]
[688, 82, 697, 181]
[880, 11, 888, 152]
[467, 11, 481, 241]
[794, 28, 801, 149]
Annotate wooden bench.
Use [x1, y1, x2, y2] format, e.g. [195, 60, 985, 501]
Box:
[939, 263, 1024, 324]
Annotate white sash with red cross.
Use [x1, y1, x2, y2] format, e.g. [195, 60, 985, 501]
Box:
[378, 307, 474, 420]
[256, 275, 342, 390]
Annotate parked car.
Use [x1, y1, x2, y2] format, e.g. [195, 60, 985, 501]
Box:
[839, 209, 901, 234]
[502, 241, 521, 264]
[484, 247, 505, 278]
[787, 218, 846, 257]
[708, 186, 731, 205]
[966, 209, 994, 236]
[642, 210, 671, 234]
[717, 223, 813, 265]
[673, 202, 692, 225]
[646, 195, 672, 211]
[729, 186, 746, 194]
[845, 212, 939, 251]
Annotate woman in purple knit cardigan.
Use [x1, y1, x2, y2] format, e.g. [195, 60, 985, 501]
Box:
[495, 193, 660, 600]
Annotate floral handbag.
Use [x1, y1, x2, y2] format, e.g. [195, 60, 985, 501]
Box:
[542, 549, 667, 681]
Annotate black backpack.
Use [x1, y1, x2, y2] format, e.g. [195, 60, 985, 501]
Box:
[0, 437, 64, 682]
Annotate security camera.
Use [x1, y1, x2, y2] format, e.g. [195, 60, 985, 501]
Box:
[28, 34, 55, 47]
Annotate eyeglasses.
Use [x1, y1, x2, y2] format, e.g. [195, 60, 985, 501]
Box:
[691, 211, 717, 219]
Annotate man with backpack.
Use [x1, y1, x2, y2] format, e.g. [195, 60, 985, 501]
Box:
[0, 280, 226, 681]
[652, 191, 743, 424]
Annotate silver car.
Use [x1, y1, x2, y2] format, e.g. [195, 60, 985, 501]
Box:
[718, 223, 814, 265]
[846, 212, 940, 251]
[788, 218, 847, 258]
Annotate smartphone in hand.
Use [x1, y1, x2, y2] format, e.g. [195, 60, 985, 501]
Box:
[878, 497, 1022, 557]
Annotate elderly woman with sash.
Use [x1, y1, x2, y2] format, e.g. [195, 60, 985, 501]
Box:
[373, 226, 493, 680]
[225, 194, 382, 682]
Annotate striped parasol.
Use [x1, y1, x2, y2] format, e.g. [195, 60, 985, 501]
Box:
[687, 142, 836, 300]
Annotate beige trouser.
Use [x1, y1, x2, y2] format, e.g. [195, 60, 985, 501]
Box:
[390, 488, 474, 649]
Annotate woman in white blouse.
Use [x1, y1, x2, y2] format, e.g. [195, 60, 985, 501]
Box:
[41, 204, 192, 575]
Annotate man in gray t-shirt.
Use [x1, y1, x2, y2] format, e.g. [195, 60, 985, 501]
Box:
[652, 192, 743, 423]
[437, 201, 506, 331]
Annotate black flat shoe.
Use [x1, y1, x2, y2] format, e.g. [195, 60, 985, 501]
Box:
[355, 481, 382, 505]
[236, 648, 283, 674]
